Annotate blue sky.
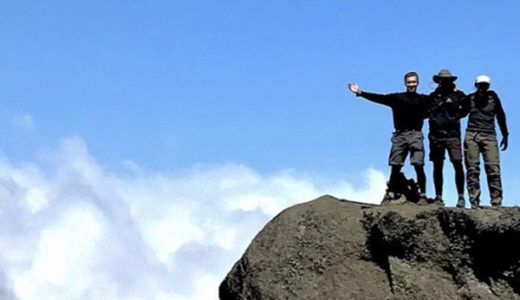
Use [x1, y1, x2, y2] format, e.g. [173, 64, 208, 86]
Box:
[0, 1, 519, 299]
[2, 1, 517, 174]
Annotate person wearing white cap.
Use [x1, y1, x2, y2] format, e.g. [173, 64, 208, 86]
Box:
[463, 75, 509, 208]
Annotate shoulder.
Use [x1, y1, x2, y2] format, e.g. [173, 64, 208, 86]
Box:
[429, 89, 442, 97]
[418, 93, 431, 102]
[488, 91, 503, 106]
[419, 93, 430, 100]
[455, 90, 466, 97]
[488, 90, 499, 98]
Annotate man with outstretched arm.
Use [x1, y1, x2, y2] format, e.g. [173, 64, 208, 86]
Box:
[426, 69, 467, 207]
[464, 75, 509, 208]
[348, 71, 428, 202]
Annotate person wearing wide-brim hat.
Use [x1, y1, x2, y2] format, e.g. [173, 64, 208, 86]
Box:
[426, 69, 467, 207]
[433, 69, 458, 83]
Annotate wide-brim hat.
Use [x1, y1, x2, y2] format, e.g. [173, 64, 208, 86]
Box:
[433, 69, 457, 83]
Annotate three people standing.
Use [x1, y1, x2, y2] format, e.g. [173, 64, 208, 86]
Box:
[348, 70, 509, 208]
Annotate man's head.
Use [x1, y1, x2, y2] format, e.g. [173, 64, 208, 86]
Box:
[404, 71, 419, 93]
[433, 69, 457, 85]
[475, 74, 490, 93]
[433, 69, 457, 90]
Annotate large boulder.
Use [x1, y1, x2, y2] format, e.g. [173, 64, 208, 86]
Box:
[220, 195, 520, 299]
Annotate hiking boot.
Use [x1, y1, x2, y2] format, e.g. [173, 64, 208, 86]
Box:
[456, 195, 465, 208]
[391, 193, 407, 205]
[416, 193, 429, 205]
[491, 198, 502, 208]
[491, 202, 502, 209]
[381, 191, 395, 205]
[431, 195, 445, 206]
[470, 200, 480, 209]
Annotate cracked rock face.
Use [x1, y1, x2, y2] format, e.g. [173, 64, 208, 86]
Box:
[219, 195, 520, 300]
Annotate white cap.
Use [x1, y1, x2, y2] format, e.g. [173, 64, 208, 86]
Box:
[475, 75, 491, 84]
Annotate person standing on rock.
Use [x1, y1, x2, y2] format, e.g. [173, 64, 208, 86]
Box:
[463, 75, 509, 209]
[426, 69, 467, 207]
[348, 71, 428, 203]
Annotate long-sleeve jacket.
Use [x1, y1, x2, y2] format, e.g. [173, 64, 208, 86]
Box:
[465, 90, 508, 136]
[358, 91, 428, 131]
[427, 89, 467, 138]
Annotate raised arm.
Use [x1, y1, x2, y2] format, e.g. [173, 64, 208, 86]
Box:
[347, 83, 393, 106]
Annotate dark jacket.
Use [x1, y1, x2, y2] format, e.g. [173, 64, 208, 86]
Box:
[465, 90, 508, 136]
[427, 88, 467, 138]
[359, 91, 428, 131]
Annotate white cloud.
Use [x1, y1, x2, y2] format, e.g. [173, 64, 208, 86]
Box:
[0, 136, 386, 300]
[14, 203, 104, 299]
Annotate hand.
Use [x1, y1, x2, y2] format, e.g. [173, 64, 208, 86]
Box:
[500, 135, 508, 151]
[348, 83, 361, 95]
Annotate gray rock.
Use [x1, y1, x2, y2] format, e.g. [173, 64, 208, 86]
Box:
[220, 195, 520, 299]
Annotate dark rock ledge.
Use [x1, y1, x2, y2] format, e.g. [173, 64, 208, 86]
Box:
[220, 195, 520, 300]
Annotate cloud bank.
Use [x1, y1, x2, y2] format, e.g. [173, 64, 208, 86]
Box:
[0, 136, 386, 300]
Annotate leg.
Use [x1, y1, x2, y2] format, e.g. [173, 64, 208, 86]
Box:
[433, 160, 444, 199]
[453, 161, 465, 195]
[452, 160, 465, 207]
[389, 165, 403, 192]
[464, 132, 481, 208]
[484, 164, 502, 206]
[429, 134, 445, 201]
[446, 137, 464, 204]
[409, 131, 426, 195]
[382, 165, 403, 203]
[386, 133, 407, 200]
[414, 165, 426, 194]
[481, 134, 502, 206]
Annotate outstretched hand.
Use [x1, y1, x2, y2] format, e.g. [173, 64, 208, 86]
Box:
[500, 136, 508, 151]
[348, 83, 361, 95]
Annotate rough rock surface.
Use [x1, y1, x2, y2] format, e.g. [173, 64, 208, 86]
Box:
[219, 195, 520, 299]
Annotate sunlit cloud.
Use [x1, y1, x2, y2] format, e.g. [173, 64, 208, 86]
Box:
[0, 136, 386, 300]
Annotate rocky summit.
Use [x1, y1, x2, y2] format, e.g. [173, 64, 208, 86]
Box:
[219, 195, 520, 299]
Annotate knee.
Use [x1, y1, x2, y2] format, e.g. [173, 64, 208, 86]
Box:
[433, 160, 444, 170]
[452, 161, 463, 170]
[391, 165, 402, 174]
[484, 164, 500, 176]
[466, 164, 480, 174]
